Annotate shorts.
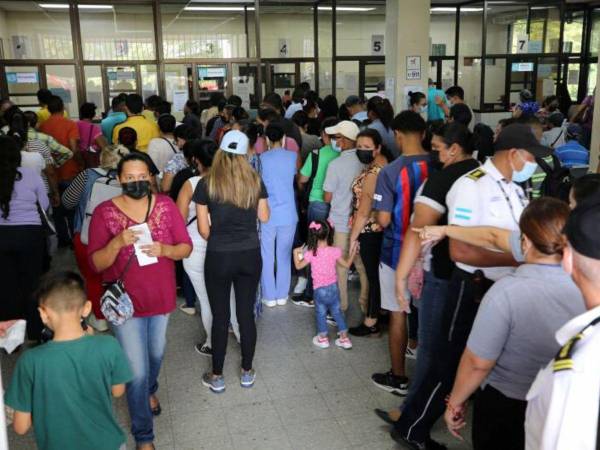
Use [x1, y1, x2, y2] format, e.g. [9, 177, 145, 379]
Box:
[379, 262, 400, 312]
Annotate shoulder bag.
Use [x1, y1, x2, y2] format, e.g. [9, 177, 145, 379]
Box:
[100, 194, 152, 326]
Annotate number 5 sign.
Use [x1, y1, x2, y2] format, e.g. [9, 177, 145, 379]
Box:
[371, 35, 384, 56]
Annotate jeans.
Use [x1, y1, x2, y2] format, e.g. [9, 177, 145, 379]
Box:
[358, 232, 383, 319]
[260, 222, 297, 300]
[472, 385, 527, 450]
[0, 225, 45, 340]
[205, 248, 261, 375]
[183, 239, 240, 349]
[394, 269, 489, 443]
[402, 271, 450, 409]
[112, 314, 169, 444]
[305, 201, 330, 298]
[314, 283, 348, 335]
[334, 231, 368, 311]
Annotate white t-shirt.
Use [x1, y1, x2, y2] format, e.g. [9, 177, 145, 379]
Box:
[147, 136, 178, 174]
[20, 151, 45, 175]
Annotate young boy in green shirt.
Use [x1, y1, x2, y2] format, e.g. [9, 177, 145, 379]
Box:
[5, 271, 132, 450]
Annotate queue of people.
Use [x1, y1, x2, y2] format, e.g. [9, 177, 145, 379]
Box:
[0, 81, 598, 450]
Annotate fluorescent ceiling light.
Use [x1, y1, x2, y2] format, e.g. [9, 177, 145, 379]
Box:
[39, 3, 113, 9]
[317, 6, 376, 12]
[430, 7, 483, 12]
[184, 6, 255, 11]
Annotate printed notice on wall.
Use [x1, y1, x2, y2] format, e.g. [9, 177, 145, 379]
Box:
[172, 90, 188, 113]
[406, 56, 421, 80]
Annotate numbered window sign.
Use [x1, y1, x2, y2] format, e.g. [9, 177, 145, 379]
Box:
[279, 38, 289, 57]
[372, 35, 384, 56]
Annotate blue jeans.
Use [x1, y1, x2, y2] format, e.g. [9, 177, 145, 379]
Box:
[402, 271, 449, 409]
[313, 283, 348, 335]
[112, 314, 169, 444]
[305, 201, 331, 298]
[260, 222, 297, 300]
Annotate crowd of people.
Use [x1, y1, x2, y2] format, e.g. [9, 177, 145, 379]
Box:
[0, 80, 598, 450]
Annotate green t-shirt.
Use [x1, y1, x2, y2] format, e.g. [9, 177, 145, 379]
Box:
[300, 144, 340, 202]
[5, 335, 132, 450]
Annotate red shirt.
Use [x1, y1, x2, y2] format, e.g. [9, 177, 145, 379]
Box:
[87, 195, 192, 317]
[40, 114, 81, 181]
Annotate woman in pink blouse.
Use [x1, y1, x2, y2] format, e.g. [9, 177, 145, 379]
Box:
[88, 153, 191, 450]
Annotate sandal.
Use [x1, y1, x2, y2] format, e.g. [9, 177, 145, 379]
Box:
[150, 396, 161, 416]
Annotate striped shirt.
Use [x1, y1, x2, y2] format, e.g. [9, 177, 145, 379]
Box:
[373, 154, 431, 268]
[27, 128, 72, 167]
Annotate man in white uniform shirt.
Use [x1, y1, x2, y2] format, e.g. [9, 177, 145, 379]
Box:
[392, 124, 552, 449]
[526, 201, 600, 450]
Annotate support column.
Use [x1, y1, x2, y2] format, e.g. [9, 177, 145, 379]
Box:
[385, 0, 431, 113]
[591, 53, 600, 171]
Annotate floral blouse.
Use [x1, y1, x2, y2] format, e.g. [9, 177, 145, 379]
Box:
[350, 165, 383, 234]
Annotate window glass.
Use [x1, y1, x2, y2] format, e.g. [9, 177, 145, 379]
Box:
[233, 63, 263, 109]
[197, 64, 227, 101]
[459, 4, 483, 56]
[588, 64, 597, 96]
[80, 4, 155, 61]
[141, 65, 159, 101]
[563, 11, 584, 54]
[484, 58, 506, 109]
[300, 62, 316, 92]
[5, 65, 41, 110]
[0, 1, 73, 59]
[430, 8, 456, 56]
[459, 57, 481, 110]
[84, 66, 104, 116]
[46, 65, 78, 118]
[364, 63, 384, 99]
[589, 9, 600, 56]
[335, 61, 359, 102]
[161, 3, 250, 59]
[441, 59, 455, 90]
[528, 7, 560, 53]
[261, 4, 314, 58]
[537, 57, 558, 104]
[336, 2, 385, 57]
[486, 4, 528, 54]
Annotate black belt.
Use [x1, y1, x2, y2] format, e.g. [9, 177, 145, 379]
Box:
[453, 267, 494, 303]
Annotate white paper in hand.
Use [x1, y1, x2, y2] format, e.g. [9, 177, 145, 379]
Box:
[130, 223, 158, 266]
[0, 320, 26, 354]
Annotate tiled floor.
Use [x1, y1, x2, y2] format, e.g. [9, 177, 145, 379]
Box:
[3, 250, 473, 449]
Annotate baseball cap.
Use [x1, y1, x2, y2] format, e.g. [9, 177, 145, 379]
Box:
[325, 120, 360, 142]
[219, 130, 249, 155]
[344, 95, 363, 108]
[494, 123, 552, 158]
[564, 200, 600, 259]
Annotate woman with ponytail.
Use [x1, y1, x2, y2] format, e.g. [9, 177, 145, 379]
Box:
[0, 135, 48, 341]
[367, 96, 398, 158]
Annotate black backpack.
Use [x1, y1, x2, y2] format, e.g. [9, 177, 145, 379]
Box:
[536, 154, 572, 202]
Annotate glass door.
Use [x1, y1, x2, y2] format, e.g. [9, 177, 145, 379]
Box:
[197, 64, 227, 102]
[506, 57, 537, 108]
[269, 63, 296, 97]
[165, 64, 192, 121]
[105, 65, 137, 107]
[232, 63, 266, 110]
[361, 61, 384, 99]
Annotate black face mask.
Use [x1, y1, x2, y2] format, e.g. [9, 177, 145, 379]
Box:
[356, 149, 375, 165]
[122, 180, 151, 199]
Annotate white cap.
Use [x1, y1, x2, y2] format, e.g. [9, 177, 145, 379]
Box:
[325, 120, 360, 142]
[220, 130, 249, 155]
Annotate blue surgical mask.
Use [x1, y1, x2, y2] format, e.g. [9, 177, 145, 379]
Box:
[331, 138, 341, 153]
[511, 152, 538, 182]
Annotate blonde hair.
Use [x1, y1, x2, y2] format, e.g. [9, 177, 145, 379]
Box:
[100, 144, 130, 170]
[206, 150, 262, 209]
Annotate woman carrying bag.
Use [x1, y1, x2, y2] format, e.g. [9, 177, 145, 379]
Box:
[88, 153, 192, 450]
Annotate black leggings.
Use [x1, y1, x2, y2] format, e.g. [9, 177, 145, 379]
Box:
[0, 225, 45, 340]
[204, 248, 262, 375]
[358, 232, 383, 319]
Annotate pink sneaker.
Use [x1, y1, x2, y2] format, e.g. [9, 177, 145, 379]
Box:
[335, 336, 353, 350]
[312, 335, 330, 349]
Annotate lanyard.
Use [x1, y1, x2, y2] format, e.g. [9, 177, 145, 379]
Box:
[495, 180, 526, 227]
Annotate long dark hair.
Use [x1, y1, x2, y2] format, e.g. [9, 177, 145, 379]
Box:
[0, 135, 23, 219]
[306, 219, 334, 255]
[367, 96, 394, 130]
[432, 122, 474, 155]
[5, 105, 27, 147]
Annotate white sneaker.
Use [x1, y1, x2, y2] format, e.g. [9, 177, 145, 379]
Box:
[405, 346, 418, 360]
[293, 277, 308, 294]
[179, 303, 196, 316]
[276, 297, 288, 306]
[335, 336, 353, 350]
[87, 313, 109, 332]
[262, 299, 277, 308]
[312, 335, 330, 348]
